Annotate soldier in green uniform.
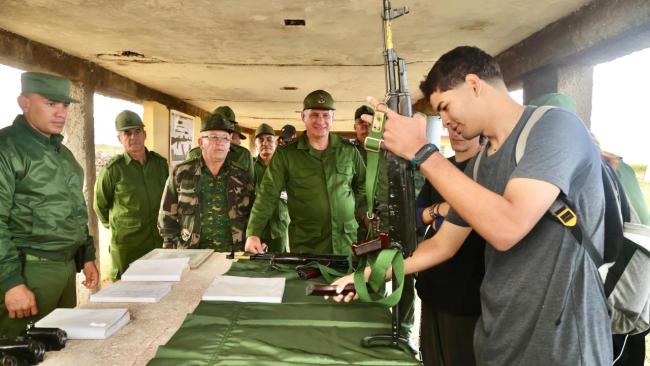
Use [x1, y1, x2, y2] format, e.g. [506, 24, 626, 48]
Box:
[253, 123, 290, 252]
[0, 72, 98, 338]
[186, 106, 254, 180]
[231, 123, 246, 146]
[350, 105, 374, 162]
[93, 110, 169, 280]
[245, 90, 366, 255]
[158, 114, 254, 252]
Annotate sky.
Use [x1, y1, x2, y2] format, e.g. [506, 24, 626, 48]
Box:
[0, 49, 648, 164]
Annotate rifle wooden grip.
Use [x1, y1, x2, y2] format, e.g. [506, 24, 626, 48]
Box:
[305, 284, 356, 296]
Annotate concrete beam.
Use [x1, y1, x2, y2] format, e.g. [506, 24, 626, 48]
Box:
[496, 0, 650, 87]
[0, 28, 209, 119]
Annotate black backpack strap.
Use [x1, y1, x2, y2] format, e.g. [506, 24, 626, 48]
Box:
[548, 197, 604, 268]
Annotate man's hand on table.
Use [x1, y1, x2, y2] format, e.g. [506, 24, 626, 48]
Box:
[244, 236, 267, 254]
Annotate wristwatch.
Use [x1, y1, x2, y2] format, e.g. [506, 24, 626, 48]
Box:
[410, 143, 439, 170]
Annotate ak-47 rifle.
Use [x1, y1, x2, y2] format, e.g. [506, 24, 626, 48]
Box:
[304, 4, 416, 356]
[234, 235, 392, 280]
[235, 252, 351, 280]
[361, 0, 417, 354]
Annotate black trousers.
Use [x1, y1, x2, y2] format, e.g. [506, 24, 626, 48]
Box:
[613, 329, 648, 366]
[419, 301, 479, 366]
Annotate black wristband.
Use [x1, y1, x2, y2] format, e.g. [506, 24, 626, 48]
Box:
[410, 143, 439, 170]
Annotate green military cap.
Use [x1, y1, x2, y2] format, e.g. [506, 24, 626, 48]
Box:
[115, 110, 144, 131]
[354, 105, 375, 120]
[21, 71, 79, 104]
[213, 106, 238, 124]
[303, 89, 335, 111]
[255, 123, 275, 138]
[234, 123, 247, 140]
[201, 113, 234, 132]
[529, 93, 577, 114]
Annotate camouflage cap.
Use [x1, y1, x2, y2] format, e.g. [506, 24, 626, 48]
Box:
[213, 106, 238, 124]
[303, 89, 335, 111]
[21, 71, 79, 104]
[529, 93, 577, 114]
[255, 123, 275, 138]
[115, 110, 144, 131]
[233, 123, 247, 140]
[201, 113, 234, 132]
[354, 105, 375, 120]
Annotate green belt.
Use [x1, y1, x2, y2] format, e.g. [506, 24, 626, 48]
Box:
[22, 251, 75, 263]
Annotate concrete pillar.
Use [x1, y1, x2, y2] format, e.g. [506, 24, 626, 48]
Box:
[522, 64, 594, 127]
[193, 116, 202, 146]
[62, 79, 99, 302]
[557, 64, 594, 127]
[143, 101, 170, 162]
[426, 115, 442, 146]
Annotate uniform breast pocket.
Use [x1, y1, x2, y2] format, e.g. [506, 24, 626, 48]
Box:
[335, 163, 354, 188]
[31, 204, 72, 237]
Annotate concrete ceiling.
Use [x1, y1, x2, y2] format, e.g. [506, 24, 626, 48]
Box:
[0, 0, 592, 131]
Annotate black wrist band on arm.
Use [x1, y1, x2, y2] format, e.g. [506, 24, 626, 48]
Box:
[410, 143, 439, 170]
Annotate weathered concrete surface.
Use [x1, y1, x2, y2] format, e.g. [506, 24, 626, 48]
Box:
[0, 0, 592, 129]
[497, 0, 650, 87]
[522, 64, 594, 126]
[63, 80, 103, 297]
[0, 29, 209, 119]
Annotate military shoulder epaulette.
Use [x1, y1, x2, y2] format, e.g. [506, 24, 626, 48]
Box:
[104, 154, 126, 169]
[340, 138, 356, 146]
[149, 150, 166, 160]
[277, 139, 299, 151]
[172, 158, 200, 175]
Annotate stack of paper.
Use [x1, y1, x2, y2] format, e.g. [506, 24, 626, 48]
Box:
[90, 283, 172, 303]
[121, 257, 190, 282]
[136, 248, 213, 269]
[202, 275, 286, 303]
[35, 308, 130, 339]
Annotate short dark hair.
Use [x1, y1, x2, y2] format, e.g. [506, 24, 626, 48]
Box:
[419, 46, 503, 99]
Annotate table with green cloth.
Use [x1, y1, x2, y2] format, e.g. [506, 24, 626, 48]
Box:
[148, 260, 420, 365]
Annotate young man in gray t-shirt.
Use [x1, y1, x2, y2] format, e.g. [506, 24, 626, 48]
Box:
[330, 46, 611, 365]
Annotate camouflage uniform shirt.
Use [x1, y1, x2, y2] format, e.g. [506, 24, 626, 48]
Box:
[158, 156, 254, 251]
[198, 164, 233, 251]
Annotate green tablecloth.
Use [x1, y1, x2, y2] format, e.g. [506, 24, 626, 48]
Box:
[148, 261, 420, 365]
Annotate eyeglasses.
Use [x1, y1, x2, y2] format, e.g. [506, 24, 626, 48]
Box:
[200, 135, 231, 143]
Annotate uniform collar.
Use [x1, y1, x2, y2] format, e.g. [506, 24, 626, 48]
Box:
[123, 148, 150, 165]
[296, 132, 339, 151]
[14, 114, 64, 149]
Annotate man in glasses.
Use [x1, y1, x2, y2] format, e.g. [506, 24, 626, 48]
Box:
[158, 113, 254, 251]
[94, 110, 168, 280]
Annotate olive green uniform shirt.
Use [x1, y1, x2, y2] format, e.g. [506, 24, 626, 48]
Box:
[254, 157, 290, 252]
[247, 133, 366, 255]
[0, 115, 96, 292]
[94, 150, 168, 279]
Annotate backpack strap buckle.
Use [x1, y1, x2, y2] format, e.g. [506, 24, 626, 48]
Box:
[553, 206, 577, 227]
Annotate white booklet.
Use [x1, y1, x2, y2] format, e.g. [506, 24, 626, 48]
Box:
[121, 257, 190, 282]
[35, 308, 130, 340]
[202, 275, 286, 303]
[90, 283, 172, 303]
[136, 248, 213, 269]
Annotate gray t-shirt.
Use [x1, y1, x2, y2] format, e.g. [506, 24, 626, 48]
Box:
[447, 106, 612, 365]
